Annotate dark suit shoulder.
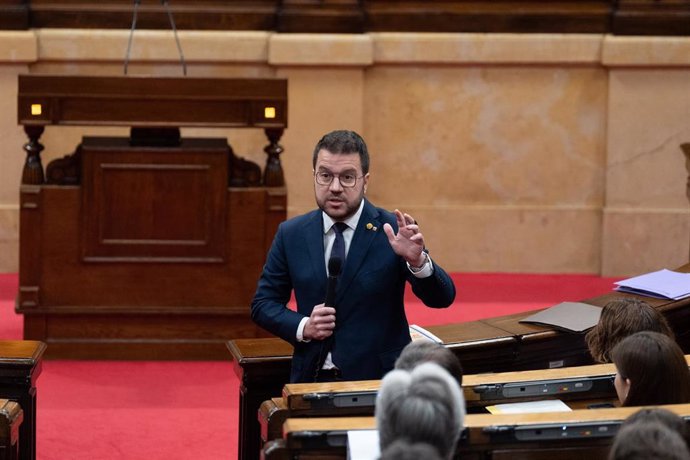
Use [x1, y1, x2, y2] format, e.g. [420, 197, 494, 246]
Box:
[278, 209, 321, 234]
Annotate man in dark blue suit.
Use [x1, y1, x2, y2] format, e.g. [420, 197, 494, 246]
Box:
[251, 130, 456, 383]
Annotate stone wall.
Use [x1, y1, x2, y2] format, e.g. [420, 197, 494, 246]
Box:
[1, 30, 688, 275]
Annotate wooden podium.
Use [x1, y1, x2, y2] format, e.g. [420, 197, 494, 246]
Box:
[16, 75, 288, 359]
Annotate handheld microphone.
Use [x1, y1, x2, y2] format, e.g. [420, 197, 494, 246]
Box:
[313, 256, 342, 381]
[324, 256, 342, 308]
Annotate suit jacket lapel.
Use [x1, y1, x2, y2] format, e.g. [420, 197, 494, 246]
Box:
[337, 200, 381, 300]
[303, 211, 327, 284]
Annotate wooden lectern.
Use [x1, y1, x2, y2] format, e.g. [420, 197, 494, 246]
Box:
[16, 75, 288, 359]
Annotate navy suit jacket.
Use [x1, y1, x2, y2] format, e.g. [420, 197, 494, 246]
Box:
[250, 200, 456, 383]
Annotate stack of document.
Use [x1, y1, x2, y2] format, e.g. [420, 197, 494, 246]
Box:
[614, 269, 690, 300]
[486, 399, 572, 415]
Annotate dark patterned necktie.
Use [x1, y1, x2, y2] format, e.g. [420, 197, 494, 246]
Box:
[329, 222, 348, 273]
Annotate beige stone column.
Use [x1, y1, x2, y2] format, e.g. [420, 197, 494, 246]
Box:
[601, 36, 690, 276]
[0, 32, 36, 273]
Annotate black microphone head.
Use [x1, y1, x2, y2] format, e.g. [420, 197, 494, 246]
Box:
[328, 256, 342, 277]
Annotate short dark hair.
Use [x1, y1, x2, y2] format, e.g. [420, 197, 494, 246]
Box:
[586, 298, 674, 363]
[624, 408, 690, 450]
[609, 420, 690, 460]
[312, 130, 370, 174]
[395, 341, 464, 386]
[611, 331, 690, 406]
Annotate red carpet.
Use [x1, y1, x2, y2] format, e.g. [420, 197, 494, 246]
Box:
[0, 272, 619, 459]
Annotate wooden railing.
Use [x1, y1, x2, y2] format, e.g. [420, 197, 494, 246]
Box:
[259, 355, 690, 448]
[1, 1, 689, 35]
[266, 403, 690, 459]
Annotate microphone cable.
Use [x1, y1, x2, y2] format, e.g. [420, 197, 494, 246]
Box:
[124, 0, 187, 76]
[123, 0, 141, 75]
[161, 0, 187, 76]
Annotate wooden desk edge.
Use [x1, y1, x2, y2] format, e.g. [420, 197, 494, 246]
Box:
[0, 341, 47, 369]
[283, 402, 690, 436]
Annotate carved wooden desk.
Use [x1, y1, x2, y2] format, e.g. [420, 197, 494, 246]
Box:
[257, 360, 631, 446]
[0, 341, 45, 460]
[229, 263, 690, 460]
[267, 403, 690, 460]
[228, 319, 517, 460]
[16, 75, 288, 359]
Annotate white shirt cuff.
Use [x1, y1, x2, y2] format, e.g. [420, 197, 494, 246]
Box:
[296, 316, 310, 342]
[407, 253, 434, 278]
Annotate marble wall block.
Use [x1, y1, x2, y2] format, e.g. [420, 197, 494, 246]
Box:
[0, 30, 687, 276]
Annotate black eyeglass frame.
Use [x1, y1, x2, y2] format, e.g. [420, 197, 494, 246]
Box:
[313, 171, 365, 188]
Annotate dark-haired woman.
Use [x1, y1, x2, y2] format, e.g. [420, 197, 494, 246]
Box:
[586, 298, 674, 364]
[611, 331, 690, 406]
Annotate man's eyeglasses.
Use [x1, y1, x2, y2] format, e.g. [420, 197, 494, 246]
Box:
[314, 171, 364, 188]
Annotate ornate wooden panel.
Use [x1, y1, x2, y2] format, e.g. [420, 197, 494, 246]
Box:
[16, 75, 288, 359]
[81, 137, 228, 263]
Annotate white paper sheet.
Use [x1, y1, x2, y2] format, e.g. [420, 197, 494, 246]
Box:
[486, 399, 573, 414]
[347, 429, 380, 460]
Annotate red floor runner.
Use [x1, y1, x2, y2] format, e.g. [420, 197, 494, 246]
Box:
[0, 272, 620, 459]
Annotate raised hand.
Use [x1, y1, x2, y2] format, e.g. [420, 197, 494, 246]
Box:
[383, 209, 426, 267]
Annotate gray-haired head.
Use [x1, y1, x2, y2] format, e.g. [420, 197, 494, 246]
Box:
[379, 439, 445, 460]
[375, 362, 466, 460]
[395, 341, 463, 386]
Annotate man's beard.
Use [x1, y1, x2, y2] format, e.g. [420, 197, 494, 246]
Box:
[317, 193, 363, 221]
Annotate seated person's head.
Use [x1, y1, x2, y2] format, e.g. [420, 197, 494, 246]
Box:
[395, 341, 464, 385]
[379, 439, 445, 460]
[611, 331, 690, 406]
[376, 362, 466, 460]
[623, 408, 690, 450]
[586, 298, 674, 363]
[609, 419, 690, 460]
